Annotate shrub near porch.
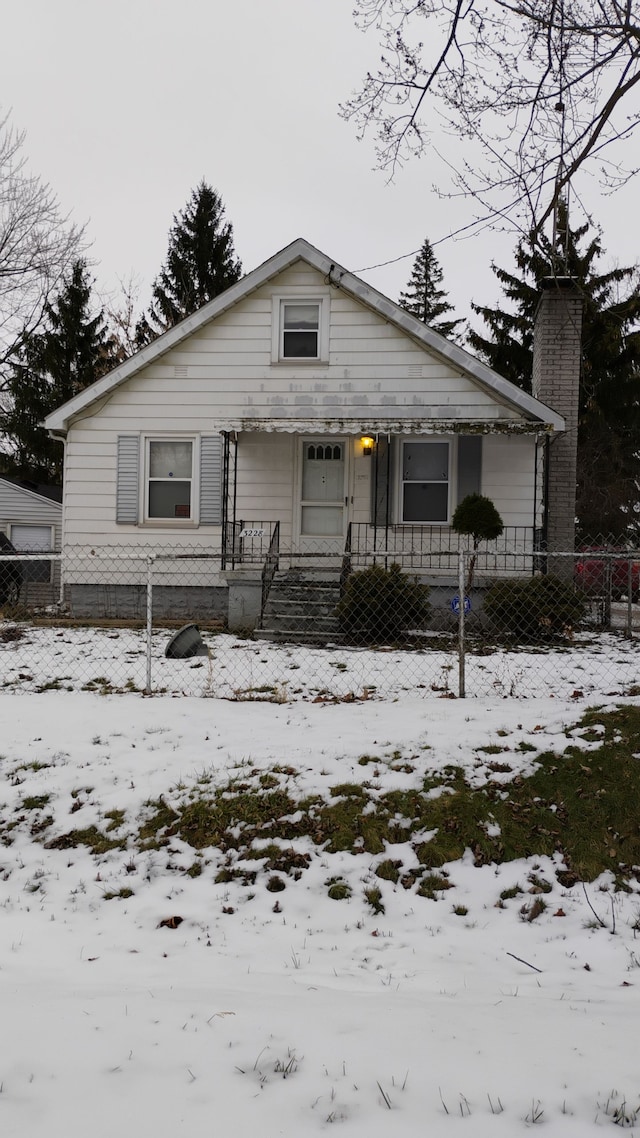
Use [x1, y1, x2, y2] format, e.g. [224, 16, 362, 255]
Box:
[336, 563, 431, 644]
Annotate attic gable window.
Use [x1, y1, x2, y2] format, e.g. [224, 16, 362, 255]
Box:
[272, 294, 330, 363]
[282, 303, 319, 358]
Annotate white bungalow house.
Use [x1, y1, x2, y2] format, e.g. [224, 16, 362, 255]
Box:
[44, 238, 567, 630]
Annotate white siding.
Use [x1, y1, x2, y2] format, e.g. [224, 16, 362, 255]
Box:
[73, 263, 519, 430]
[482, 436, 537, 527]
[61, 429, 537, 549]
[235, 432, 295, 545]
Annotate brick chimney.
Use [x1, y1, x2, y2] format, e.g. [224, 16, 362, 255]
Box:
[532, 278, 583, 556]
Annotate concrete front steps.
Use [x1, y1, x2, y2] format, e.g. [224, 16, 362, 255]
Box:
[255, 568, 343, 644]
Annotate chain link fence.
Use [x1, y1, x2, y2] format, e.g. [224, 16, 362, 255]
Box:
[1, 543, 639, 700]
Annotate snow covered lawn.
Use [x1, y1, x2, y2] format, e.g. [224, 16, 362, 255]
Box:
[1, 628, 640, 1135]
[0, 621, 639, 699]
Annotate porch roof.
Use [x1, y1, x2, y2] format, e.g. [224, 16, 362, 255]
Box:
[223, 417, 554, 436]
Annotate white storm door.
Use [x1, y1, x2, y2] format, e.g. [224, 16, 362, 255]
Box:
[299, 439, 347, 540]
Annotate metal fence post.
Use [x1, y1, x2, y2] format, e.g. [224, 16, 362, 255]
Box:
[458, 550, 466, 698]
[58, 551, 65, 607]
[145, 556, 154, 695]
[604, 556, 612, 629]
[626, 558, 634, 639]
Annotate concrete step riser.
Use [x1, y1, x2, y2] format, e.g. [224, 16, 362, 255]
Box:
[267, 596, 339, 605]
[263, 620, 340, 633]
[263, 604, 340, 620]
[276, 572, 341, 584]
[255, 630, 344, 644]
[272, 586, 341, 595]
[265, 602, 338, 618]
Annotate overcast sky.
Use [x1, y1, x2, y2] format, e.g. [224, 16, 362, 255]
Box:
[2, 0, 638, 329]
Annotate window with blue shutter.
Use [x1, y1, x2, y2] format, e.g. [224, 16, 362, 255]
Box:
[116, 434, 222, 525]
[372, 435, 483, 526]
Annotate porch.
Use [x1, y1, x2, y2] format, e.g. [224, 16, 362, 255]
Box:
[222, 520, 539, 635]
[218, 426, 545, 574]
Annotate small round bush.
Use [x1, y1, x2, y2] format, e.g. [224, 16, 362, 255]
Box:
[484, 575, 586, 641]
[337, 563, 431, 644]
[452, 494, 504, 545]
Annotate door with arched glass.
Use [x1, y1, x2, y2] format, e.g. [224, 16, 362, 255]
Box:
[298, 438, 348, 550]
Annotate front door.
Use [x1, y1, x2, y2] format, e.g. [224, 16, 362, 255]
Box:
[298, 438, 348, 553]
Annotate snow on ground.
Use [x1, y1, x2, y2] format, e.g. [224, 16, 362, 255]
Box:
[1, 627, 640, 1135]
[0, 622, 639, 699]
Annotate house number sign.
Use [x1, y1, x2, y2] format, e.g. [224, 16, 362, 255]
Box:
[239, 528, 265, 538]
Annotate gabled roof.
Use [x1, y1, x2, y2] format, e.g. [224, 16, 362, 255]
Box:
[44, 238, 564, 433]
[0, 476, 63, 507]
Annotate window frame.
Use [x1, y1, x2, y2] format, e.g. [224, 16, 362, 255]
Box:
[7, 523, 55, 583]
[271, 292, 330, 364]
[142, 434, 200, 526]
[397, 437, 455, 526]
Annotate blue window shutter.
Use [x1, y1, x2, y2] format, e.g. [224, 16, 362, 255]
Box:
[200, 436, 223, 525]
[116, 436, 139, 524]
[457, 436, 482, 503]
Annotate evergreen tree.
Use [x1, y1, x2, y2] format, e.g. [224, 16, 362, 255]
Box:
[137, 180, 242, 344]
[398, 237, 462, 338]
[2, 260, 118, 482]
[469, 210, 640, 540]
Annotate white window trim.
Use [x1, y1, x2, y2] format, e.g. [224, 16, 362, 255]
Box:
[397, 436, 456, 526]
[271, 291, 330, 364]
[141, 434, 200, 526]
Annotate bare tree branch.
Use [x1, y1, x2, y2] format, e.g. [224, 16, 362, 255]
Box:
[102, 272, 144, 363]
[342, 0, 640, 238]
[0, 110, 83, 387]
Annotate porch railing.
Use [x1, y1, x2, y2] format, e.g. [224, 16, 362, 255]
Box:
[345, 523, 537, 574]
[222, 521, 279, 569]
[340, 522, 353, 596]
[260, 522, 280, 619]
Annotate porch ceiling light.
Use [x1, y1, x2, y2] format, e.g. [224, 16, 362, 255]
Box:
[360, 435, 374, 456]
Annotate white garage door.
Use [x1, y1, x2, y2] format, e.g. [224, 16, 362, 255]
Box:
[10, 525, 53, 582]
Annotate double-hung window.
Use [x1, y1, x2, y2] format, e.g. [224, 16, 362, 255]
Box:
[282, 303, 320, 358]
[272, 294, 329, 363]
[146, 438, 195, 521]
[401, 440, 450, 523]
